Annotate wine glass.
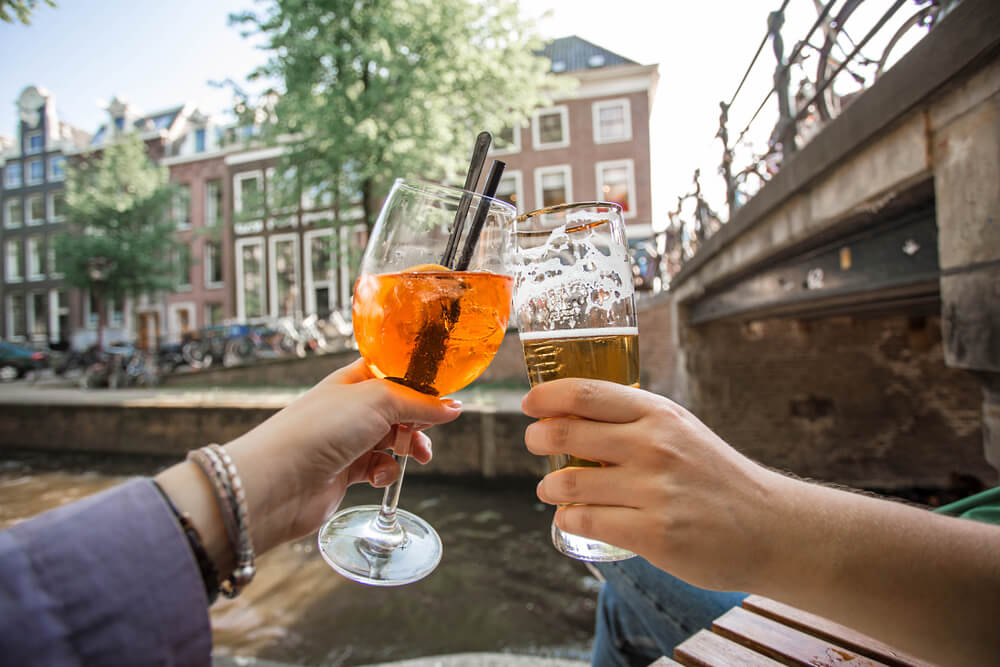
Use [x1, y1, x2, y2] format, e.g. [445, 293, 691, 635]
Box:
[318, 178, 516, 585]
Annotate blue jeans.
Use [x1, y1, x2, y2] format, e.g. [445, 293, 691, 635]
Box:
[591, 558, 747, 666]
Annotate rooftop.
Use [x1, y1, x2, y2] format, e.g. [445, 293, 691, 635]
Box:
[537, 35, 639, 73]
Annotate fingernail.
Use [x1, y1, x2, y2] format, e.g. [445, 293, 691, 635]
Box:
[441, 398, 462, 409]
[374, 471, 390, 486]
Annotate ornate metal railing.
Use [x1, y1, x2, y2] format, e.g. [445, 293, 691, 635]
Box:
[659, 0, 957, 287]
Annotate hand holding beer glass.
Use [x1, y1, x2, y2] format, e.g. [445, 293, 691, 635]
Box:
[318, 178, 515, 585]
[514, 202, 638, 562]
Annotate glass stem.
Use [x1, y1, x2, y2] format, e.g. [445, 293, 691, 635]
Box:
[364, 425, 409, 553]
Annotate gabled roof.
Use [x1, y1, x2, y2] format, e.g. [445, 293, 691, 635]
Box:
[537, 36, 639, 73]
[90, 105, 185, 146]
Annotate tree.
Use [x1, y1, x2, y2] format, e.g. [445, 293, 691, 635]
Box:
[0, 0, 55, 25]
[54, 134, 178, 347]
[231, 0, 561, 230]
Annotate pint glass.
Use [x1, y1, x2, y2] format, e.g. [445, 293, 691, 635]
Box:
[513, 201, 637, 562]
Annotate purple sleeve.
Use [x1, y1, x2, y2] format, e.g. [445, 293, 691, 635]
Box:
[0, 478, 212, 666]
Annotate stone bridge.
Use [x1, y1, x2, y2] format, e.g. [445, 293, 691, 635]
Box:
[664, 0, 1000, 490]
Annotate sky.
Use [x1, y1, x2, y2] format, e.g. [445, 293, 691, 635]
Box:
[0, 0, 912, 226]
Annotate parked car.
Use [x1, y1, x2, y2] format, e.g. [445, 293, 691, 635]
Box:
[0, 341, 49, 382]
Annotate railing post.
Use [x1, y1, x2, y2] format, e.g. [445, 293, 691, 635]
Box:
[769, 8, 798, 158]
[717, 101, 737, 219]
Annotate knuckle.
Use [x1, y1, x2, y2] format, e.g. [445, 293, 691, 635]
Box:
[548, 418, 573, 448]
[569, 380, 600, 413]
[554, 469, 580, 501]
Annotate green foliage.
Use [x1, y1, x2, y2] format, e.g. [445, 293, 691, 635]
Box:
[231, 0, 563, 228]
[54, 135, 179, 301]
[0, 0, 55, 24]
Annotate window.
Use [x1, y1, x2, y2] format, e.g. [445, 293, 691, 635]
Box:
[236, 237, 265, 320]
[50, 289, 68, 344]
[532, 106, 569, 150]
[596, 159, 637, 217]
[6, 239, 23, 282]
[4, 199, 22, 228]
[175, 244, 192, 289]
[267, 166, 298, 213]
[233, 171, 263, 218]
[173, 185, 191, 229]
[27, 236, 43, 280]
[27, 195, 45, 225]
[26, 132, 43, 155]
[49, 156, 66, 181]
[534, 165, 573, 209]
[205, 180, 222, 227]
[495, 170, 523, 213]
[194, 128, 206, 153]
[47, 237, 63, 278]
[5, 163, 22, 188]
[47, 192, 65, 221]
[7, 295, 26, 339]
[592, 98, 632, 144]
[204, 240, 223, 288]
[86, 290, 99, 329]
[27, 160, 44, 185]
[305, 229, 337, 318]
[205, 302, 223, 326]
[492, 123, 521, 155]
[109, 296, 124, 329]
[340, 224, 368, 309]
[29, 292, 47, 339]
[269, 234, 300, 318]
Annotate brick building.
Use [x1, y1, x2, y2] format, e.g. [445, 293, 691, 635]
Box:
[492, 36, 659, 240]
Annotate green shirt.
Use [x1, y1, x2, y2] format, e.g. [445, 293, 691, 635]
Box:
[934, 486, 1000, 525]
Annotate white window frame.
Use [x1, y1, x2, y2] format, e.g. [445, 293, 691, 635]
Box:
[175, 243, 192, 291]
[48, 155, 66, 181]
[340, 224, 367, 311]
[204, 302, 223, 327]
[6, 294, 26, 341]
[233, 170, 264, 218]
[491, 122, 522, 155]
[5, 239, 23, 283]
[203, 239, 224, 289]
[84, 290, 98, 330]
[26, 159, 44, 186]
[496, 170, 524, 213]
[26, 194, 45, 226]
[268, 232, 301, 318]
[25, 131, 43, 155]
[304, 228, 336, 316]
[532, 105, 570, 151]
[47, 192, 65, 222]
[235, 236, 266, 322]
[534, 164, 573, 210]
[595, 158, 638, 220]
[27, 235, 44, 281]
[173, 184, 192, 230]
[592, 98, 633, 144]
[5, 162, 22, 188]
[4, 198, 22, 229]
[47, 236, 63, 279]
[204, 179, 222, 227]
[27, 290, 47, 341]
[49, 288, 66, 344]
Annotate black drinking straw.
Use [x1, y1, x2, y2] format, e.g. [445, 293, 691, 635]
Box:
[454, 159, 506, 271]
[441, 131, 492, 269]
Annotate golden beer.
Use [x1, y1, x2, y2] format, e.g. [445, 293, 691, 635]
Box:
[521, 327, 639, 471]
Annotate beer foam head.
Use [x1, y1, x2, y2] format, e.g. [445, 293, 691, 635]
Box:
[513, 221, 636, 332]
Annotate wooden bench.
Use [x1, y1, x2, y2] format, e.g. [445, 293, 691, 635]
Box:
[650, 595, 937, 667]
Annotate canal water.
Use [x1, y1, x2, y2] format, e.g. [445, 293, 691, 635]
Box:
[0, 451, 598, 665]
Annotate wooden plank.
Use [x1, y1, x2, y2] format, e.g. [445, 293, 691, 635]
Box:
[742, 596, 938, 667]
[674, 629, 786, 667]
[713, 606, 890, 666]
[648, 657, 685, 667]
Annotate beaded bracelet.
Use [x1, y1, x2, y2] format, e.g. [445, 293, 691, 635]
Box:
[187, 445, 257, 598]
[151, 479, 220, 604]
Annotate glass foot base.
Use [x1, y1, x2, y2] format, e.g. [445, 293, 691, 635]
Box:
[317, 505, 442, 586]
[552, 522, 636, 562]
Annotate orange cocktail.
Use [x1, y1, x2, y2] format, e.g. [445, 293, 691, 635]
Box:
[353, 268, 514, 397]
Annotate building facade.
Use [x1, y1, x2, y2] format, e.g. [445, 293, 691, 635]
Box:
[0, 86, 90, 345]
[492, 36, 659, 240]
